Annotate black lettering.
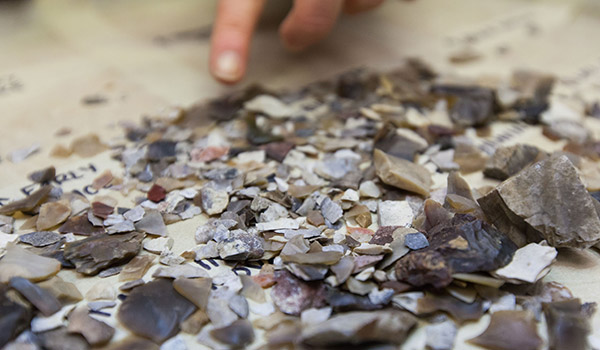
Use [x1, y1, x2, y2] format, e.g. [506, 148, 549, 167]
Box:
[20, 183, 37, 196]
[83, 185, 99, 196]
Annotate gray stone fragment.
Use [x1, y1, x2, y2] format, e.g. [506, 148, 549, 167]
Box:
[404, 232, 429, 250]
[9, 277, 62, 317]
[19, 231, 62, 247]
[135, 210, 167, 236]
[320, 197, 343, 224]
[217, 229, 264, 260]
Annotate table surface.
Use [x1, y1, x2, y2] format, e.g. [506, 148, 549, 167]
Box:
[1, 0, 600, 349]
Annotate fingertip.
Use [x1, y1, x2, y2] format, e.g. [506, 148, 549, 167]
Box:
[211, 50, 244, 84]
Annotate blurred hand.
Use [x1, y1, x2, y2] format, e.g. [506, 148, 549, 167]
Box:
[210, 0, 385, 84]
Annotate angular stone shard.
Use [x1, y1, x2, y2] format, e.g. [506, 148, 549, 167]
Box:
[271, 270, 327, 316]
[0, 244, 61, 283]
[0, 286, 33, 348]
[484, 144, 541, 180]
[468, 310, 542, 350]
[200, 186, 229, 215]
[29, 166, 56, 184]
[417, 293, 484, 323]
[431, 84, 496, 128]
[19, 231, 62, 247]
[36, 202, 71, 231]
[9, 277, 61, 317]
[395, 214, 517, 288]
[37, 277, 83, 305]
[67, 306, 115, 346]
[173, 277, 212, 310]
[478, 155, 600, 248]
[492, 242, 557, 284]
[218, 229, 264, 261]
[0, 185, 52, 215]
[134, 210, 167, 236]
[374, 149, 431, 196]
[300, 310, 417, 347]
[63, 232, 143, 275]
[210, 319, 255, 348]
[374, 123, 428, 161]
[117, 279, 197, 343]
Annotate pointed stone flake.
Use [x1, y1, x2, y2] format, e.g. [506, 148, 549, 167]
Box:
[0, 185, 52, 215]
[374, 149, 431, 196]
[117, 279, 196, 343]
[173, 277, 212, 310]
[135, 210, 167, 236]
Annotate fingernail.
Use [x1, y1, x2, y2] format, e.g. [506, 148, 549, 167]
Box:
[214, 50, 242, 82]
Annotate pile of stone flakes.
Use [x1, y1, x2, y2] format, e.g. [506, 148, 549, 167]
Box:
[1, 59, 599, 350]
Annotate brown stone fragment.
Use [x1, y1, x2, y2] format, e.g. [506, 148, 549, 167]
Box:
[300, 310, 417, 347]
[50, 144, 72, 158]
[92, 170, 113, 190]
[28, 166, 56, 184]
[484, 144, 541, 180]
[0, 244, 61, 283]
[395, 214, 517, 288]
[58, 214, 105, 236]
[71, 134, 107, 158]
[468, 310, 542, 350]
[117, 279, 197, 343]
[271, 270, 327, 315]
[118, 255, 154, 282]
[63, 232, 143, 275]
[135, 210, 167, 236]
[36, 202, 71, 231]
[37, 327, 89, 350]
[147, 184, 167, 202]
[544, 299, 594, 350]
[91, 201, 114, 219]
[306, 210, 325, 226]
[263, 141, 295, 162]
[173, 277, 212, 310]
[478, 155, 600, 248]
[180, 309, 209, 334]
[453, 142, 488, 174]
[417, 293, 484, 324]
[9, 277, 61, 316]
[67, 306, 115, 346]
[374, 149, 431, 196]
[37, 277, 83, 305]
[0, 185, 52, 216]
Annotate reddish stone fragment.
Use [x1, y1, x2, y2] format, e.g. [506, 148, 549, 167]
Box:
[191, 146, 230, 162]
[147, 184, 167, 203]
[271, 270, 327, 315]
[91, 202, 114, 219]
[263, 141, 295, 162]
[58, 214, 105, 236]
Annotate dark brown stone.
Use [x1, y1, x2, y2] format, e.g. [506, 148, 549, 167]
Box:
[211, 319, 255, 348]
[395, 214, 517, 288]
[117, 279, 197, 343]
[63, 232, 143, 275]
[58, 214, 105, 236]
[418, 293, 484, 324]
[263, 141, 295, 162]
[431, 84, 496, 128]
[468, 310, 542, 350]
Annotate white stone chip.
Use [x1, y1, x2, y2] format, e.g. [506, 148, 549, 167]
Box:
[492, 242, 557, 283]
[377, 200, 414, 227]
